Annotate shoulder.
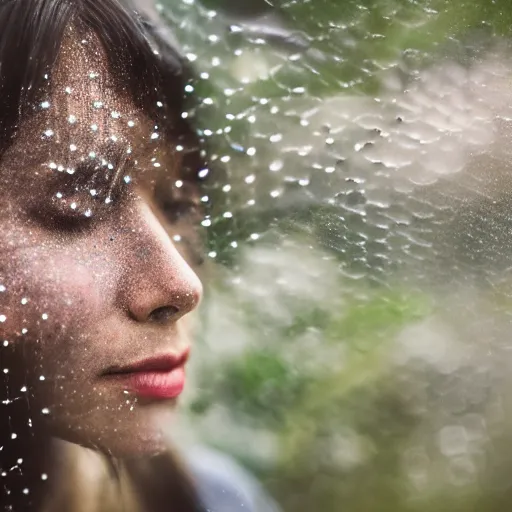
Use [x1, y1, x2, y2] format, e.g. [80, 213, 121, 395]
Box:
[183, 446, 281, 512]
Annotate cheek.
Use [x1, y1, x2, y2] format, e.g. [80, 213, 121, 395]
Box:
[0, 244, 109, 357]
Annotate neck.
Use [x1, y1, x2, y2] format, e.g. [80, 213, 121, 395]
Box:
[0, 377, 53, 512]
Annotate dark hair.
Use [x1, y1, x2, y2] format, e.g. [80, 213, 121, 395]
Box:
[0, 0, 199, 161]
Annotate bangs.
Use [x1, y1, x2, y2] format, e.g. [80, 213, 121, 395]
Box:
[0, 0, 200, 169]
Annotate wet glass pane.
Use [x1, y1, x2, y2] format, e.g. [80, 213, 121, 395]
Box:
[165, 0, 512, 510]
[2, 0, 512, 510]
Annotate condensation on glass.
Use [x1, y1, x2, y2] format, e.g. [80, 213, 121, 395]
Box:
[166, 1, 512, 511]
[2, 0, 512, 511]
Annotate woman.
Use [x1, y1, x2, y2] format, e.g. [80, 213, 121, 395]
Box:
[0, 1, 276, 511]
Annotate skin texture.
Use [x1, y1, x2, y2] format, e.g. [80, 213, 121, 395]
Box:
[0, 23, 203, 470]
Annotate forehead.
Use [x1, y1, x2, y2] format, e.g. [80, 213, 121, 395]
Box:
[2, 26, 177, 181]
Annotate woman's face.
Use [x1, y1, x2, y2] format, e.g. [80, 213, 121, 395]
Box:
[0, 30, 203, 456]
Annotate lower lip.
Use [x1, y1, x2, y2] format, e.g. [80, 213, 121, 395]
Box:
[118, 367, 186, 399]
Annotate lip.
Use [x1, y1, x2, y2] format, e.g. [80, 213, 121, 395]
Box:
[102, 348, 190, 399]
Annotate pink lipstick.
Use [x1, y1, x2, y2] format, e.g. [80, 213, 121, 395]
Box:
[104, 349, 189, 399]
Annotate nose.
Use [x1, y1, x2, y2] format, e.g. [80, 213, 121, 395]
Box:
[117, 202, 203, 324]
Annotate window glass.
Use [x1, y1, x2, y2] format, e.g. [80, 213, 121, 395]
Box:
[1, 1, 512, 511]
[165, 1, 512, 510]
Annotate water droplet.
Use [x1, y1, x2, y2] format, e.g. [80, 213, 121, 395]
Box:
[41, 101, 50, 109]
[68, 115, 77, 124]
[3, 341, 8, 347]
[20, 298, 28, 305]
[70, 144, 77, 152]
[247, 147, 256, 156]
[23, 488, 29, 495]
[0, 315, 7, 323]
[111, 111, 120, 119]
[269, 160, 283, 172]
[127, 120, 135, 128]
[3, 369, 8, 374]
[150, 132, 159, 140]
[208, 252, 217, 258]
[39, 376, 45, 381]
[41, 474, 48, 481]
[93, 101, 103, 109]
[123, 176, 131, 184]
[20, 387, 26, 392]
[11, 433, 17, 440]
[245, 175, 255, 184]
[65, 87, 72, 94]
[41, 408, 50, 415]
[0, 285, 6, 292]
[175, 180, 183, 188]
[201, 219, 212, 227]
[91, 124, 98, 132]
[43, 129, 54, 137]
[21, 328, 27, 334]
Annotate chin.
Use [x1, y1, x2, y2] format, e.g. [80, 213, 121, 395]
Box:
[49, 402, 178, 458]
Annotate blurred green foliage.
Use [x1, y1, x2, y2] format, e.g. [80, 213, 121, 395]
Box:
[161, 0, 512, 510]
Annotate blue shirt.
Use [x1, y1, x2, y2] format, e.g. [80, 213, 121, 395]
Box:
[185, 447, 281, 512]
